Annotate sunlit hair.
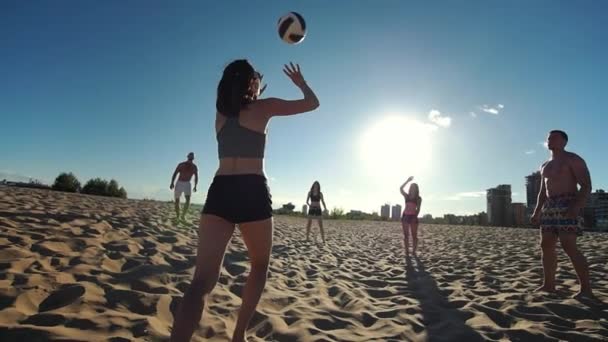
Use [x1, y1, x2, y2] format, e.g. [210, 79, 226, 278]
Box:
[310, 181, 321, 195]
[216, 59, 263, 117]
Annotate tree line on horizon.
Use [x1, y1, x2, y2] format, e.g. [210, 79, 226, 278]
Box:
[52, 172, 127, 199]
[274, 202, 500, 226]
[273, 202, 389, 221]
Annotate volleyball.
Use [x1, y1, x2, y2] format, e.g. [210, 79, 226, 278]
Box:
[277, 12, 306, 45]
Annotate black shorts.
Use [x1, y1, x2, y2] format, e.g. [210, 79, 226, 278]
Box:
[308, 207, 322, 216]
[201, 174, 273, 224]
[402, 215, 418, 224]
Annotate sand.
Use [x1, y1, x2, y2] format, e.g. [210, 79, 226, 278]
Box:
[0, 185, 607, 341]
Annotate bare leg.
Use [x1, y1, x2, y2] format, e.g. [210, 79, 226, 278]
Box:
[401, 219, 409, 257]
[174, 197, 181, 219]
[411, 220, 419, 255]
[182, 195, 191, 220]
[559, 233, 593, 297]
[232, 218, 273, 342]
[536, 231, 558, 292]
[305, 218, 312, 241]
[170, 215, 235, 342]
[318, 219, 325, 243]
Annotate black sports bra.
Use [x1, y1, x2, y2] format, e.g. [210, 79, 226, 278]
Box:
[217, 116, 266, 158]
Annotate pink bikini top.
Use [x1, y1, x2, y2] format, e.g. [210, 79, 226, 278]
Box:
[403, 197, 420, 215]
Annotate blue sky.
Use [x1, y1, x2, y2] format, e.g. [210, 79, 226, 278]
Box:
[1, 1, 606, 216]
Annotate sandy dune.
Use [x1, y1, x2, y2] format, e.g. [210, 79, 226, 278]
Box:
[0, 186, 607, 341]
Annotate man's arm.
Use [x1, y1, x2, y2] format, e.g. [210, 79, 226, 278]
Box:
[193, 165, 199, 192]
[170, 164, 180, 189]
[568, 155, 592, 218]
[400, 176, 414, 197]
[321, 193, 327, 211]
[531, 166, 547, 224]
[400, 183, 408, 197]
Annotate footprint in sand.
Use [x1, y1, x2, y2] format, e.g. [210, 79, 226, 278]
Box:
[20, 313, 66, 326]
[0, 295, 16, 311]
[38, 284, 85, 312]
[0, 327, 51, 341]
[313, 317, 351, 331]
[361, 312, 378, 327]
[104, 288, 157, 316]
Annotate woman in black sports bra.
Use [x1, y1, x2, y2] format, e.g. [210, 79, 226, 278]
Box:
[170, 60, 319, 342]
[305, 181, 327, 243]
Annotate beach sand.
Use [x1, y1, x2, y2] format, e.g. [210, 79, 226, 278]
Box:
[1, 186, 607, 341]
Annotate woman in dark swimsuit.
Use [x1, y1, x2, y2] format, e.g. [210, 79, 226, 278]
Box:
[400, 176, 422, 256]
[170, 60, 319, 342]
[305, 181, 327, 243]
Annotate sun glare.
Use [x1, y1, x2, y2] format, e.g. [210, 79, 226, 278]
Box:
[359, 116, 434, 185]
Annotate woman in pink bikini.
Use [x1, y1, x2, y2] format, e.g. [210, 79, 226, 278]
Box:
[400, 176, 422, 256]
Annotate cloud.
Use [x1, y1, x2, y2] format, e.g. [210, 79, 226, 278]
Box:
[428, 109, 452, 128]
[470, 111, 477, 118]
[444, 191, 486, 201]
[525, 150, 536, 155]
[480, 104, 504, 115]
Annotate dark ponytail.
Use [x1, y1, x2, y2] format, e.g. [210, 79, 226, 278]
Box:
[216, 59, 256, 117]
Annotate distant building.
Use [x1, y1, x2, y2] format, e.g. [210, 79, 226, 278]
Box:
[391, 204, 402, 220]
[420, 214, 433, 224]
[586, 190, 608, 231]
[461, 215, 477, 226]
[444, 214, 457, 225]
[487, 185, 512, 226]
[511, 202, 526, 227]
[302, 204, 308, 214]
[380, 204, 390, 219]
[478, 212, 489, 226]
[526, 171, 542, 217]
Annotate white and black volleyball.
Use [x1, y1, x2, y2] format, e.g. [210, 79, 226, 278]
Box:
[277, 12, 306, 45]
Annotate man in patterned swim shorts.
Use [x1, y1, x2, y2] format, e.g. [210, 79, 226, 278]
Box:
[531, 130, 593, 299]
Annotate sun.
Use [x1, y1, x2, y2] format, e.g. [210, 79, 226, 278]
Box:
[359, 116, 434, 185]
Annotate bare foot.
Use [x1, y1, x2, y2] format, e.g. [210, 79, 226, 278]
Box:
[534, 285, 556, 293]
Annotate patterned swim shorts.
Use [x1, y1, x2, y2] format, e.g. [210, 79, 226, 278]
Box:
[540, 193, 582, 236]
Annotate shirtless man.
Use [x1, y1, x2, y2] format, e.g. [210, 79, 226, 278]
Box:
[170, 152, 199, 221]
[531, 130, 593, 298]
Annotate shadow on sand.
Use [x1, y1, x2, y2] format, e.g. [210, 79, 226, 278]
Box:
[405, 255, 484, 342]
